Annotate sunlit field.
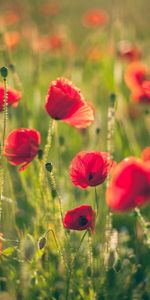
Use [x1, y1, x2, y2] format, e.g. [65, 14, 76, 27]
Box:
[0, 0, 150, 299]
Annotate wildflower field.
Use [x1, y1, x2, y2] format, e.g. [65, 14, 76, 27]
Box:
[0, 0, 150, 299]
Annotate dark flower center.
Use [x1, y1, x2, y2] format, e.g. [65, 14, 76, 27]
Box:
[78, 216, 88, 226]
[88, 173, 94, 181]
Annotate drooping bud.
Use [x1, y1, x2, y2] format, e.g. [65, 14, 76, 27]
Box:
[38, 236, 47, 250]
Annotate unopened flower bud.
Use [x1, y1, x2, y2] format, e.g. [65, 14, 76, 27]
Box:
[21, 234, 35, 261]
[109, 93, 116, 105]
[45, 162, 53, 172]
[38, 236, 47, 250]
[0, 67, 8, 78]
[38, 149, 43, 160]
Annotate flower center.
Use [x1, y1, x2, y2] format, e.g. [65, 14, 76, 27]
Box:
[88, 173, 94, 181]
[78, 216, 88, 226]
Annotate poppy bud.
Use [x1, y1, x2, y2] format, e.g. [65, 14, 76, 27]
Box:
[38, 149, 43, 160]
[9, 64, 15, 72]
[21, 234, 35, 261]
[113, 258, 122, 273]
[0, 67, 8, 78]
[96, 127, 100, 135]
[45, 162, 53, 172]
[109, 93, 116, 105]
[38, 236, 47, 250]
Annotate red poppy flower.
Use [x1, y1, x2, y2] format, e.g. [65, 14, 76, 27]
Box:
[63, 205, 96, 232]
[4, 129, 41, 171]
[45, 78, 94, 128]
[70, 151, 114, 189]
[0, 83, 22, 112]
[125, 62, 147, 90]
[124, 62, 150, 104]
[117, 40, 140, 62]
[141, 147, 150, 163]
[82, 9, 109, 28]
[106, 158, 150, 212]
[129, 80, 150, 104]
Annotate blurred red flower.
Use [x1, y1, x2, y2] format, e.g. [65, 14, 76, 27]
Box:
[131, 81, 150, 104]
[39, 2, 61, 17]
[49, 35, 63, 51]
[82, 9, 109, 28]
[4, 31, 21, 49]
[141, 147, 150, 163]
[125, 62, 150, 104]
[4, 129, 41, 171]
[106, 158, 150, 212]
[45, 78, 94, 128]
[70, 151, 114, 188]
[0, 11, 20, 27]
[86, 46, 102, 61]
[0, 83, 22, 112]
[125, 62, 147, 90]
[33, 34, 63, 53]
[117, 40, 141, 62]
[63, 205, 96, 232]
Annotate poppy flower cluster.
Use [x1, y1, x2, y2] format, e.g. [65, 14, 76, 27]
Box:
[63, 205, 95, 232]
[125, 61, 150, 104]
[4, 129, 41, 171]
[63, 151, 114, 232]
[106, 157, 150, 212]
[0, 83, 22, 112]
[70, 151, 114, 188]
[45, 77, 94, 128]
[82, 9, 109, 28]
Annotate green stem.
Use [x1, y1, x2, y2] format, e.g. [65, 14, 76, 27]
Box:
[45, 229, 68, 270]
[40, 119, 55, 184]
[0, 77, 8, 224]
[94, 187, 98, 216]
[65, 230, 88, 300]
[2, 78, 8, 148]
[134, 208, 150, 246]
[46, 170, 63, 223]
